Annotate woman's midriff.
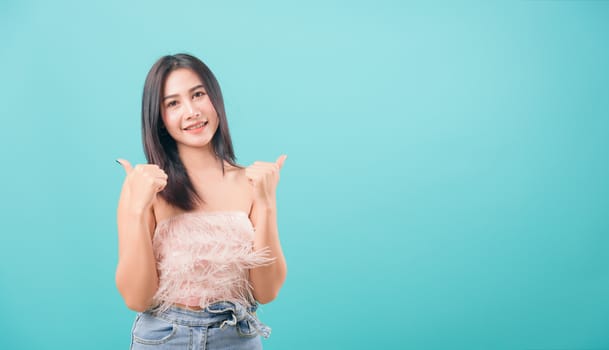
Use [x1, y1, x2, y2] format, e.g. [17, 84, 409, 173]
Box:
[173, 302, 204, 310]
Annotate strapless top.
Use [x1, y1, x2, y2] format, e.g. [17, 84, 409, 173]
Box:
[150, 211, 274, 313]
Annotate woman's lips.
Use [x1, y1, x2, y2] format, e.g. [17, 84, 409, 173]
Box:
[184, 121, 208, 133]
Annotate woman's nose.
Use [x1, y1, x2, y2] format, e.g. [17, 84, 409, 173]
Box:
[184, 101, 200, 118]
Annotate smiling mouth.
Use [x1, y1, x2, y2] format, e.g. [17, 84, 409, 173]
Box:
[184, 121, 208, 130]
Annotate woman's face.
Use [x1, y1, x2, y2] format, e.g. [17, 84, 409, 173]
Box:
[160, 68, 219, 150]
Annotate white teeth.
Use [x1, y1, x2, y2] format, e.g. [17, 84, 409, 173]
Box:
[185, 121, 207, 130]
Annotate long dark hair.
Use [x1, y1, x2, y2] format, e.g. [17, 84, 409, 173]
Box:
[141, 53, 242, 211]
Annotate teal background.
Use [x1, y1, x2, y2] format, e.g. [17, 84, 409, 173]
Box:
[1, 1, 608, 349]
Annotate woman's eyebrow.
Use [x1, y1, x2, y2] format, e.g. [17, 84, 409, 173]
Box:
[163, 84, 205, 100]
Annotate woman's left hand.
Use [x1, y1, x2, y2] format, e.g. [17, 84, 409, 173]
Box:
[246, 154, 287, 208]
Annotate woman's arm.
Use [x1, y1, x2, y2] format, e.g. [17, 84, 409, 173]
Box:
[249, 204, 287, 304]
[115, 205, 159, 312]
[115, 159, 167, 312]
[245, 155, 289, 304]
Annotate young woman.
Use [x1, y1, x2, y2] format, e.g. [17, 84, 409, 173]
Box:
[115, 53, 287, 350]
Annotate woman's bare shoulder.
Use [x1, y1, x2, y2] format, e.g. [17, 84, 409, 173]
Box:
[152, 196, 182, 225]
[223, 161, 248, 182]
[224, 161, 254, 212]
[223, 160, 244, 172]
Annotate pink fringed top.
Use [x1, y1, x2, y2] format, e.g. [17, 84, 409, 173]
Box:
[150, 211, 275, 313]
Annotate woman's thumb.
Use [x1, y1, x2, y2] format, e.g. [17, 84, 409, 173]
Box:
[276, 154, 287, 169]
[116, 158, 133, 174]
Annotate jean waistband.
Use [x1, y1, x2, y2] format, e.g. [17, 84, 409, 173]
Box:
[146, 301, 271, 338]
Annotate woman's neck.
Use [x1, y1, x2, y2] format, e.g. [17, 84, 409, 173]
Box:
[177, 144, 223, 178]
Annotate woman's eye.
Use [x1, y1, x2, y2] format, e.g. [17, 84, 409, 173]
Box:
[194, 91, 206, 98]
[167, 101, 177, 108]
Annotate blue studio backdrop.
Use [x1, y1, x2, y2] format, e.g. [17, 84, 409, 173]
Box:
[1, 1, 608, 349]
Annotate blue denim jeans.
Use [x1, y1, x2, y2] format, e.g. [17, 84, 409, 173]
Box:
[130, 301, 271, 350]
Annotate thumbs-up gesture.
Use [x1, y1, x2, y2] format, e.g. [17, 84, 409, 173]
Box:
[245, 155, 287, 208]
[116, 159, 168, 213]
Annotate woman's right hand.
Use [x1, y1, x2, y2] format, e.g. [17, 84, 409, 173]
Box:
[116, 159, 168, 213]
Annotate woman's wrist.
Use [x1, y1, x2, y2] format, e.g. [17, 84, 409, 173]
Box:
[119, 200, 152, 219]
[255, 200, 277, 212]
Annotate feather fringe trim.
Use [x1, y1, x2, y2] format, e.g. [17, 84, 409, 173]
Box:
[149, 212, 276, 313]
